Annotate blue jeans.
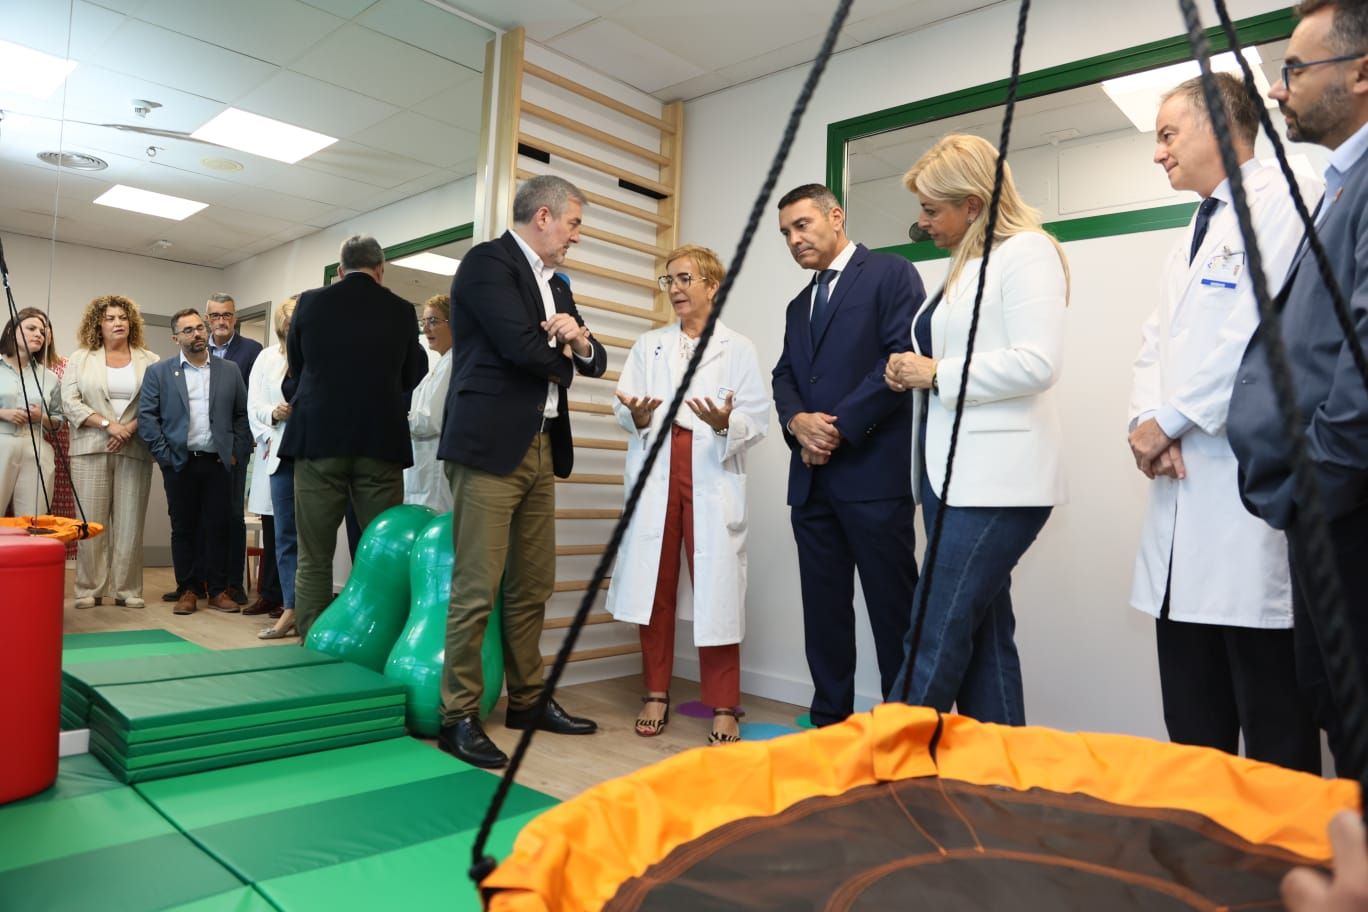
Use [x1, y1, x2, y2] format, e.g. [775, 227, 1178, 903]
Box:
[270, 464, 297, 610]
[888, 471, 1051, 725]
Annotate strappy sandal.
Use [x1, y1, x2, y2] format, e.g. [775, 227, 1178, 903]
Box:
[635, 695, 670, 737]
[708, 707, 744, 745]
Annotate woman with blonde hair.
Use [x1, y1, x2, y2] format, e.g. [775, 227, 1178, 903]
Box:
[0, 307, 64, 516]
[251, 296, 300, 639]
[404, 294, 453, 512]
[61, 295, 159, 609]
[606, 244, 771, 744]
[883, 133, 1069, 725]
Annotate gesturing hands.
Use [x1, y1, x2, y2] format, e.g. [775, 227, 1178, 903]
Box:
[687, 393, 733, 434]
[616, 391, 663, 429]
[542, 314, 592, 357]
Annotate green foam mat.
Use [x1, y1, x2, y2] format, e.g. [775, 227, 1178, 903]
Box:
[91, 691, 404, 743]
[137, 738, 559, 911]
[63, 629, 191, 650]
[90, 661, 407, 735]
[61, 640, 207, 666]
[100, 705, 406, 759]
[0, 755, 259, 912]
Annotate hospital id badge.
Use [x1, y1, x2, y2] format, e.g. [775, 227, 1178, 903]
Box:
[1200, 248, 1244, 289]
[717, 386, 735, 402]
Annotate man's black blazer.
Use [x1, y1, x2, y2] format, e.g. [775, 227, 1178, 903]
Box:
[438, 231, 607, 478]
[279, 272, 428, 466]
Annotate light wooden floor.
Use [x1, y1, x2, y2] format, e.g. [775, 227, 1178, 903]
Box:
[63, 565, 809, 801]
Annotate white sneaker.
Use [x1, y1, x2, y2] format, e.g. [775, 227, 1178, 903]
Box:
[74, 596, 96, 609]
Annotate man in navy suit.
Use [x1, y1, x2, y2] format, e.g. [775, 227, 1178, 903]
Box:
[138, 308, 252, 617]
[436, 175, 608, 768]
[1227, 0, 1368, 779]
[772, 183, 925, 726]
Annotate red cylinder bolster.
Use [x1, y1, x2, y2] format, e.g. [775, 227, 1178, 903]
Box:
[0, 528, 66, 804]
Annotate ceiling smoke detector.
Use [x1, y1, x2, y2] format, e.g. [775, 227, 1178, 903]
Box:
[149, 239, 173, 251]
[131, 99, 162, 119]
[36, 150, 108, 170]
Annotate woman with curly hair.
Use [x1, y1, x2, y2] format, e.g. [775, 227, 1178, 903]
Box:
[0, 307, 64, 517]
[60, 295, 159, 609]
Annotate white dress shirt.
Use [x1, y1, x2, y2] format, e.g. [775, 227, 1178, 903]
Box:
[807, 240, 857, 317]
[510, 230, 563, 420]
[180, 352, 213, 451]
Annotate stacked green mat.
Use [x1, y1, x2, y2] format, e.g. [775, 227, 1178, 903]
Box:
[1, 739, 559, 911]
[85, 657, 409, 783]
[60, 630, 208, 730]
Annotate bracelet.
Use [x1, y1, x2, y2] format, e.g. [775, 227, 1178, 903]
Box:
[714, 425, 728, 437]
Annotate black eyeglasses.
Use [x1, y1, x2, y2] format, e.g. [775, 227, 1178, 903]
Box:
[658, 273, 702, 291]
[1281, 52, 1365, 87]
[173, 325, 208, 337]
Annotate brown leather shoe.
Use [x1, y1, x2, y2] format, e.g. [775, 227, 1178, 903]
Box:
[242, 598, 278, 616]
[208, 592, 240, 613]
[173, 592, 198, 615]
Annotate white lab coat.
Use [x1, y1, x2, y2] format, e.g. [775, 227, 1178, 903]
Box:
[246, 346, 288, 516]
[404, 349, 453, 512]
[605, 321, 771, 646]
[1128, 162, 1320, 628]
[911, 231, 1069, 507]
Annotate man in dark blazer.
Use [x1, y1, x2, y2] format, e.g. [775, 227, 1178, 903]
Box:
[138, 308, 252, 617]
[772, 183, 924, 727]
[436, 174, 607, 769]
[279, 235, 428, 636]
[1227, 0, 1368, 780]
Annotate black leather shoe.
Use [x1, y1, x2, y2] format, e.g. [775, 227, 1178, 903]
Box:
[505, 699, 597, 735]
[226, 585, 250, 606]
[437, 717, 508, 769]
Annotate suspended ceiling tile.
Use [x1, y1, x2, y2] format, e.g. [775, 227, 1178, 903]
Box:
[570, 0, 637, 13]
[650, 71, 731, 103]
[546, 20, 703, 95]
[290, 24, 470, 107]
[300, 140, 435, 189]
[1, 0, 126, 60]
[131, 0, 346, 66]
[82, 0, 153, 19]
[607, 0, 833, 73]
[348, 111, 477, 169]
[840, 0, 1001, 44]
[203, 185, 342, 225]
[255, 163, 386, 206]
[234, 70, 400, 138]
[409, 74, 485, 129]
[714, 28, 862, 86]
[356, 0, 493, 70]
[295, 0, 378, 19]
[298, 204, 362, 229]
[434, 0, 597, 42]
[86, 19, 278, 102]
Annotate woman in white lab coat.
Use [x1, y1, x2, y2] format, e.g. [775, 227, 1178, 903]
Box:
[404, 294, 452, 512]
[606, 244, 771, 744]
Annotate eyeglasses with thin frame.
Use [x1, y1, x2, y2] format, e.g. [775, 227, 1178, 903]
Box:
[418, 317, 448, 329]
[658, 272, 702, 291]
[1281, 52, 1366, 87]
[206, 311, 235, 322]
[173, 325, 208, 337]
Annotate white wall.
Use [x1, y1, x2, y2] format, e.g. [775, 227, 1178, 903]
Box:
[675, 0, 1288, 737]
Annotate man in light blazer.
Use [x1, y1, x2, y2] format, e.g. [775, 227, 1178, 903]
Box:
[1227, 0, 1368, 779]
[138, 308, 251, 616]
[772, 183, 924, 727]
[1128, 73, 1321, 773]
[436, 175, 607, 769]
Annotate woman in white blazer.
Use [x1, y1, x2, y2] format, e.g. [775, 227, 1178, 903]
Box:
[884, 134, 1069, 726]
[61, 295, 159, 609]
[250, 298, 299, 640]
[0, 308, 64, 518]
[404, 294, 453, 512]
[606, 245, 771, 744]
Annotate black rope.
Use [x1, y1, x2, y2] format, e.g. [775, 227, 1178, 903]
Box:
[897, 0, 1033, 705]
[1176, 0, 1368, 800]
[1209, 0, 1368, 394]
[467, 0, 858, 895]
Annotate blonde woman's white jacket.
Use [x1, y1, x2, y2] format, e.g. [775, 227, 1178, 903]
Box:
[246, 346, 288, 516]
[604, 320, 771, 646]
[911, 230, 1068, 507]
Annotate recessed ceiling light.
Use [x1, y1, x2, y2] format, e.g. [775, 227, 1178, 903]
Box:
[190, 108, 337, 164]
[94, 185, 208, 221]
[1102, 48, 1271, 133]
[392, 252, 462, 275]
[201, 157, 244, 172]
[0, 40, 77, 100]
[37, 151, 108, 171]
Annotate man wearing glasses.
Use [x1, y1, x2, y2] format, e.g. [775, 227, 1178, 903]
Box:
[1228, 0, 1368, 780]
[138, 309, 251, 617]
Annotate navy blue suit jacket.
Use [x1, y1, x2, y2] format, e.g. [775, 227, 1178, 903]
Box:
[438, 232, 607, 478]
[1229, 150, 1368, 530]
[214, 333, 262, 393]
[772, 243, 924, 506]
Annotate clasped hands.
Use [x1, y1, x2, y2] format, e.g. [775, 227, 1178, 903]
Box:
[884, 352, 937, 393]
[791, 412, 840, 466]
[541, 313, 592, 358]
[0, 404, 42, 427]
[1128, 418, 1185, 481]
[105, 418, 136, 453]
[615, 391, 734, 434]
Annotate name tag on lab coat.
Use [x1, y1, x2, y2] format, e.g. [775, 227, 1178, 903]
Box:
[1199, 249, 1244, 289]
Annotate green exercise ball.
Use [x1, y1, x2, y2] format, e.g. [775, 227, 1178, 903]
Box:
[385, 512, 504, 734]
[304, 504, 436, 672]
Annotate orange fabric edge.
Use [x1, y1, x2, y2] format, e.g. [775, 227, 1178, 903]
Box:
[485, 705, 1357, 911]
[0, 516, 104, 543]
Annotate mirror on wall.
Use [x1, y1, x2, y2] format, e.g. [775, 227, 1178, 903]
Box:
[839, 27, 1330, 256]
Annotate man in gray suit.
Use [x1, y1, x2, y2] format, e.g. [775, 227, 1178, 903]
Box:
[139, 308, 251, 616]
[1228, 0, 1368, 778]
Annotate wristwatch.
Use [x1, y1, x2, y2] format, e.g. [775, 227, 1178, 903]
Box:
[930, 366, 939, 397]
[100, 418, 111, 429]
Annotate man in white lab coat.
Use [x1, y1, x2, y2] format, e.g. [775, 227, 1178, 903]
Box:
[1128, 72, 1322, 772]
